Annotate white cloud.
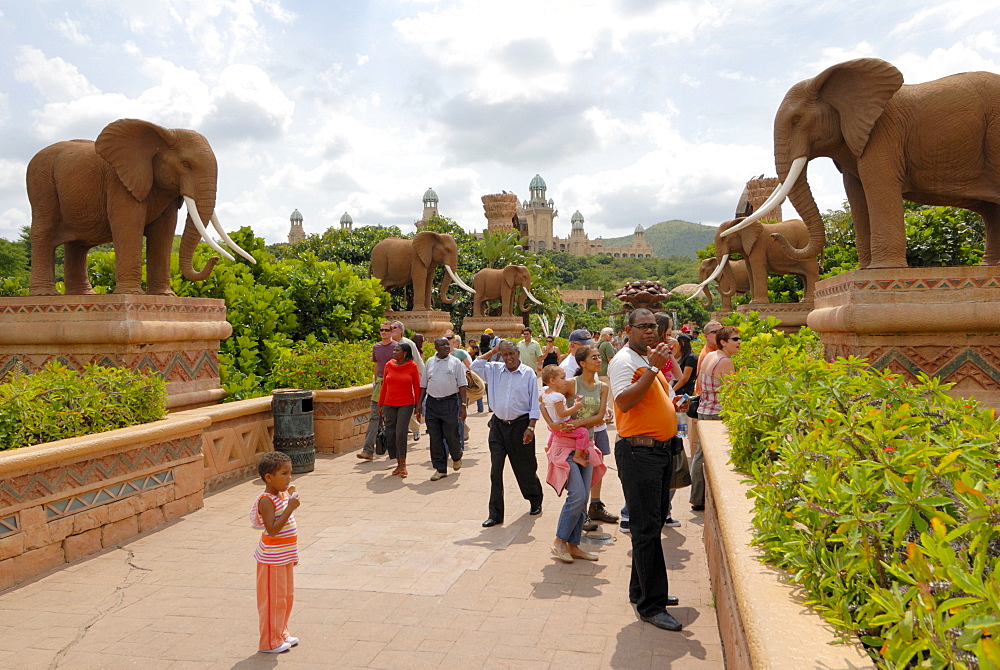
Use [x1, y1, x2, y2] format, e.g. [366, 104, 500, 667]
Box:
[14, 47, 98, 102]
[0, 208, 29, 242]
[54, 14, 91, 45]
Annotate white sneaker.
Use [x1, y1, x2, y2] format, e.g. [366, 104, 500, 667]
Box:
[261, 641, 292, 654]
[285, 636, 299, 647]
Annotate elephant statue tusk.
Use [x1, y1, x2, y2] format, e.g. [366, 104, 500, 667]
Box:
[523, 287, 543, 305]
[444, 264, 475, 293]
[210, 212, 257, 264]
[722, 157, 806, 237]
[688, 253, 729, 301]
[183, 196, 235, 262]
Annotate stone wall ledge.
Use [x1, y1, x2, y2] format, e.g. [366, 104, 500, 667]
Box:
[699, 420, 874, 670]
[0, 414, 211, 478]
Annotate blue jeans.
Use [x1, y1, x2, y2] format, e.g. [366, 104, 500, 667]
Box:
[556, 452, 592, 545]
[475, 397, 484, 412]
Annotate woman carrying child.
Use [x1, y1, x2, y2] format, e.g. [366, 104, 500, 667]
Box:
[539, 344, 609, 563]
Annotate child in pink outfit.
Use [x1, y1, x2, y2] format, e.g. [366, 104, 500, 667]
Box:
[541, 365, 590, 466]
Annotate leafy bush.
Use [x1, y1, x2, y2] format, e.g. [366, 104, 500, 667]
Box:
[0, 362, 167, 450]
[270, 337, 374, 391]
[719, 313, 1000, 669]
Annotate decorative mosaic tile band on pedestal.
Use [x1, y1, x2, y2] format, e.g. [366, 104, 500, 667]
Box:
[385, 309, 453, 340]
[0, 295, 232, 411]
[808, 267, 1000, 409]
[734, 301, 813, 333]
[460, 316, 526, 339]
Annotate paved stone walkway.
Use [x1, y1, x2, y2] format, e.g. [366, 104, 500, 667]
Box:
[0, 411, 723, 669]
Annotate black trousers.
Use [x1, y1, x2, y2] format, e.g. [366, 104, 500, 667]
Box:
[615, 437, 673, 618]
[383, 404, 414, 460]
[425, 394, 463, 473]
[487, 415, 543, 521]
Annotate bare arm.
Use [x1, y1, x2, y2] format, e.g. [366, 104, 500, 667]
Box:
[258, 494, 300, 537]
[565, 381, 609, 430]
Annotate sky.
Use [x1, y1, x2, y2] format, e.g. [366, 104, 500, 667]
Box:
[0, 1, 998, 246]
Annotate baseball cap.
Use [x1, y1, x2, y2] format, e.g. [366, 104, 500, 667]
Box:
[600, 327, 613, 336]
[568, 329, 596, 345]
[681, 325, 690, 333]
[677, 333, 693, 343]
[484, 328, 494, 334]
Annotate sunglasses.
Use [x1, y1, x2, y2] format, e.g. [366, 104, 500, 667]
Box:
[632, 323, 657, 330]
[725, 337, 741, 342]
[706, 330, 720, 335]
[379, 327, 392, 331]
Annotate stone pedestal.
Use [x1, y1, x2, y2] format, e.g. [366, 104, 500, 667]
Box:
[0, 295, 232, 411]
[387, 310, 454, 340]
[461, 316, 525, 339]
[808, 267, 1000, 409]
[735, 302, 813, 333]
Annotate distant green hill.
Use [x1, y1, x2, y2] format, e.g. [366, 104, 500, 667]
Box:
[601, 220, 715, 258]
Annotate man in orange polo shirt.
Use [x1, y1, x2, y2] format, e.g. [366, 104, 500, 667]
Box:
[608, 308, 682, 632]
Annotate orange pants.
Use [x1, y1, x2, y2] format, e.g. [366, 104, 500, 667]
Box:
[256, 562, 294, 651]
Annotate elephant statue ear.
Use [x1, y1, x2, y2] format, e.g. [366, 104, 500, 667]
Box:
[95, 119, 177, 202]
[809, 58, 903, 159]
[412, 231, 435, 267]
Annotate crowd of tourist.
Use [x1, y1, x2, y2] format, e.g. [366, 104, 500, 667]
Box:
[256, 312, 732, 650]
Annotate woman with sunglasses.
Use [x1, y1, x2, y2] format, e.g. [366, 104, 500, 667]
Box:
[378, 341, 421, 478]
[696, 326, 740, 422]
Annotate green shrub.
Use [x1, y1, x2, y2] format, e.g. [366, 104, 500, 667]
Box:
[269, 337, 375, 391]
[0, 362, 167, 450]
[719, 313, 1000, 669]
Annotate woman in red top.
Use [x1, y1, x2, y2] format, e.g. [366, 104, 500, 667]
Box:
[378, 341, 421, 477]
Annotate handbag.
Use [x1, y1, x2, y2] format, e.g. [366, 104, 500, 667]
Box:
[465, 369, 486, 401]
[375, 419, 388, 456]
[686, 395, 700, 419]
[670, 437, 692, 489]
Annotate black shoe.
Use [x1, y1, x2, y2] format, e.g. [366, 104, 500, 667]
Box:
[529, 504, 542, 516]
[691, 504, 705, 512]
[582, 519, 599, 532]
[630, 595, 679, 607]
[482, 518, 501, 527]
[639, 611, 683, 631]
[588, 501, 620, 523]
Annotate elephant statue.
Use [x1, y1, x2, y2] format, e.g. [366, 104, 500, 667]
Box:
[370, 231, 475, 311]
[25, 118, 254, 295]
[471, 265, 543, 317]
[697, 256, 750, 312]
[694, 218, 818, 305]
[723, 58, 1000, 269]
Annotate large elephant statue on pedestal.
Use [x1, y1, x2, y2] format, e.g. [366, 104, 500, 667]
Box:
[472, 265, 543, 317]
[693, 218, 818, 305]
[723, 58, 1000, 269]
[25, 118, 254, 295]
[697, 257, 750, 312]
[370, 231, 475, 311]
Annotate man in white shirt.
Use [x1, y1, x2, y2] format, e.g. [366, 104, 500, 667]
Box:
[417, 337, 468, 481]
[516, 327, 543, 373]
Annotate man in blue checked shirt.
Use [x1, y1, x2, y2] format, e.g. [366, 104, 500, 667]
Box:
[471, 340, 543, 527]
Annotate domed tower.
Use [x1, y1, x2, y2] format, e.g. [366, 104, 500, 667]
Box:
[568, 210, 589, 255]
[630, 223, 654, 258]
[339, 212, 353, 231]
[421, 187, 439, 224]
[521, 174, 556, 252]
[288, 209, 305, 244]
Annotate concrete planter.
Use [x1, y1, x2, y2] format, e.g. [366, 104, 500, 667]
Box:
[313, 385, 374, 454]
[0, 414, 210, 591]
[698, 420, 874, 669]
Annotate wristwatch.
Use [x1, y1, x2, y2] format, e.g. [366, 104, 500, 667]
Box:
[647, 365, 660, 375]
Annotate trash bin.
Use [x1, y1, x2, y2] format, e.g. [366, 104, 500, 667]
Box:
[271, 389, 315, 473]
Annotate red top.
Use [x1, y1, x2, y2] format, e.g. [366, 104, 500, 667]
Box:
[378, 359, 421, 407]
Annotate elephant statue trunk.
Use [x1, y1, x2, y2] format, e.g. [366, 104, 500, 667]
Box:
[178, 200, 220, 281]
[689, 253, 729, 300]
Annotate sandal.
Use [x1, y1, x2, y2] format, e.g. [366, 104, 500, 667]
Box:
[391, 468, 408, 478]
